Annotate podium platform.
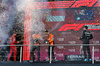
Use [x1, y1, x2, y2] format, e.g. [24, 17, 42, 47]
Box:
[0, 60, 100, 66]
[0, 61, 100, 66]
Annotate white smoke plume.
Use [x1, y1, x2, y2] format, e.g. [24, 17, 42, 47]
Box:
[16, 0, 34, 12]
[0, 0, 49, 60]
[16, 0, 47, 34]
[0, 0, 16, 45]
[0, 0, 48, 45]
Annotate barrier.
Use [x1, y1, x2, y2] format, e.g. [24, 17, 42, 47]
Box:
[0, 44, 100, 64]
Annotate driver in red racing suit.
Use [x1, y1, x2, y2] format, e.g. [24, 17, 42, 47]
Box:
[7, 34, 19, 61]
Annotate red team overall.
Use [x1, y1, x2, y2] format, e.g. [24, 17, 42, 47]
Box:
[7, 34, 17, 61]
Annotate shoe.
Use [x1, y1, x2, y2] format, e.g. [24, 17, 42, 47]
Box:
[52, 59, 55, 61]
[89, 59, 92, 61]
[29, 60, 33, 63]
[46, 58, 50, 61]
[84, 59, 87, 61]
[52, 58, 55, 61]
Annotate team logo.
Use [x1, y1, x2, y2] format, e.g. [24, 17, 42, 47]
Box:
[58, 23, 100, 31]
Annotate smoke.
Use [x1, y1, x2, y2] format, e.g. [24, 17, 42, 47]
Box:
[0, 0, 48, 60]
[49, 9, 65, 33]
[15, 0, 33, 12]
[0, 0, 17, 60]
[15, 0, 47, 33]
[0, 27, 8, 45]
[15, 0, 48, 58]
[0, 0, 17, 46]
[31, 10, 45, 33]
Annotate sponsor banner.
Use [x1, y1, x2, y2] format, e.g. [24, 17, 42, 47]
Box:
[46, 16, 65, 22]
[94, 57, 100, 60]
[68, 49, 76, 52]
[85, 25, 100, 30]
[57, 38, 64, 41]
[65, 55, 84, 61]
[92, 41, 100, 44]
[68, 41, 76, 44]
[57, 46, 64, 49]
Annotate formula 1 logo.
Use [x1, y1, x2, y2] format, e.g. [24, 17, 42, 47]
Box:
[58, 23, 100, 31]
[71, 0, 98, 8]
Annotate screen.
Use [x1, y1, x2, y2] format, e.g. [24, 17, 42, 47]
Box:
[75, 10, 94, 21]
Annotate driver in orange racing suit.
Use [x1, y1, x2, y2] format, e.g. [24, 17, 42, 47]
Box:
[31, 30, 42, 61]
[45, 30, 55, 61]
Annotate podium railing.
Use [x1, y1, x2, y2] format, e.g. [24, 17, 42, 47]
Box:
[0, 44, 100, 64]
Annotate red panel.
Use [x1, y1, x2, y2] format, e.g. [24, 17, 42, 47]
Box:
[23, 6, 32, 61]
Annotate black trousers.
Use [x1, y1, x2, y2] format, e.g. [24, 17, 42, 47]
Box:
[31, 46, 40, 61]
[83, 44, 91, 59]
[48, 46, 54, 60]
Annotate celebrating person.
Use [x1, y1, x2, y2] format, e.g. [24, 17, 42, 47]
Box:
[80, 26, 93, 61]
[7, 34, 19, 61]
[31, 30, 42, 61]
[45, 30, 55, 61]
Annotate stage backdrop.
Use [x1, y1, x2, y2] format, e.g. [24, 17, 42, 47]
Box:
[23, 1, 100, 61]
